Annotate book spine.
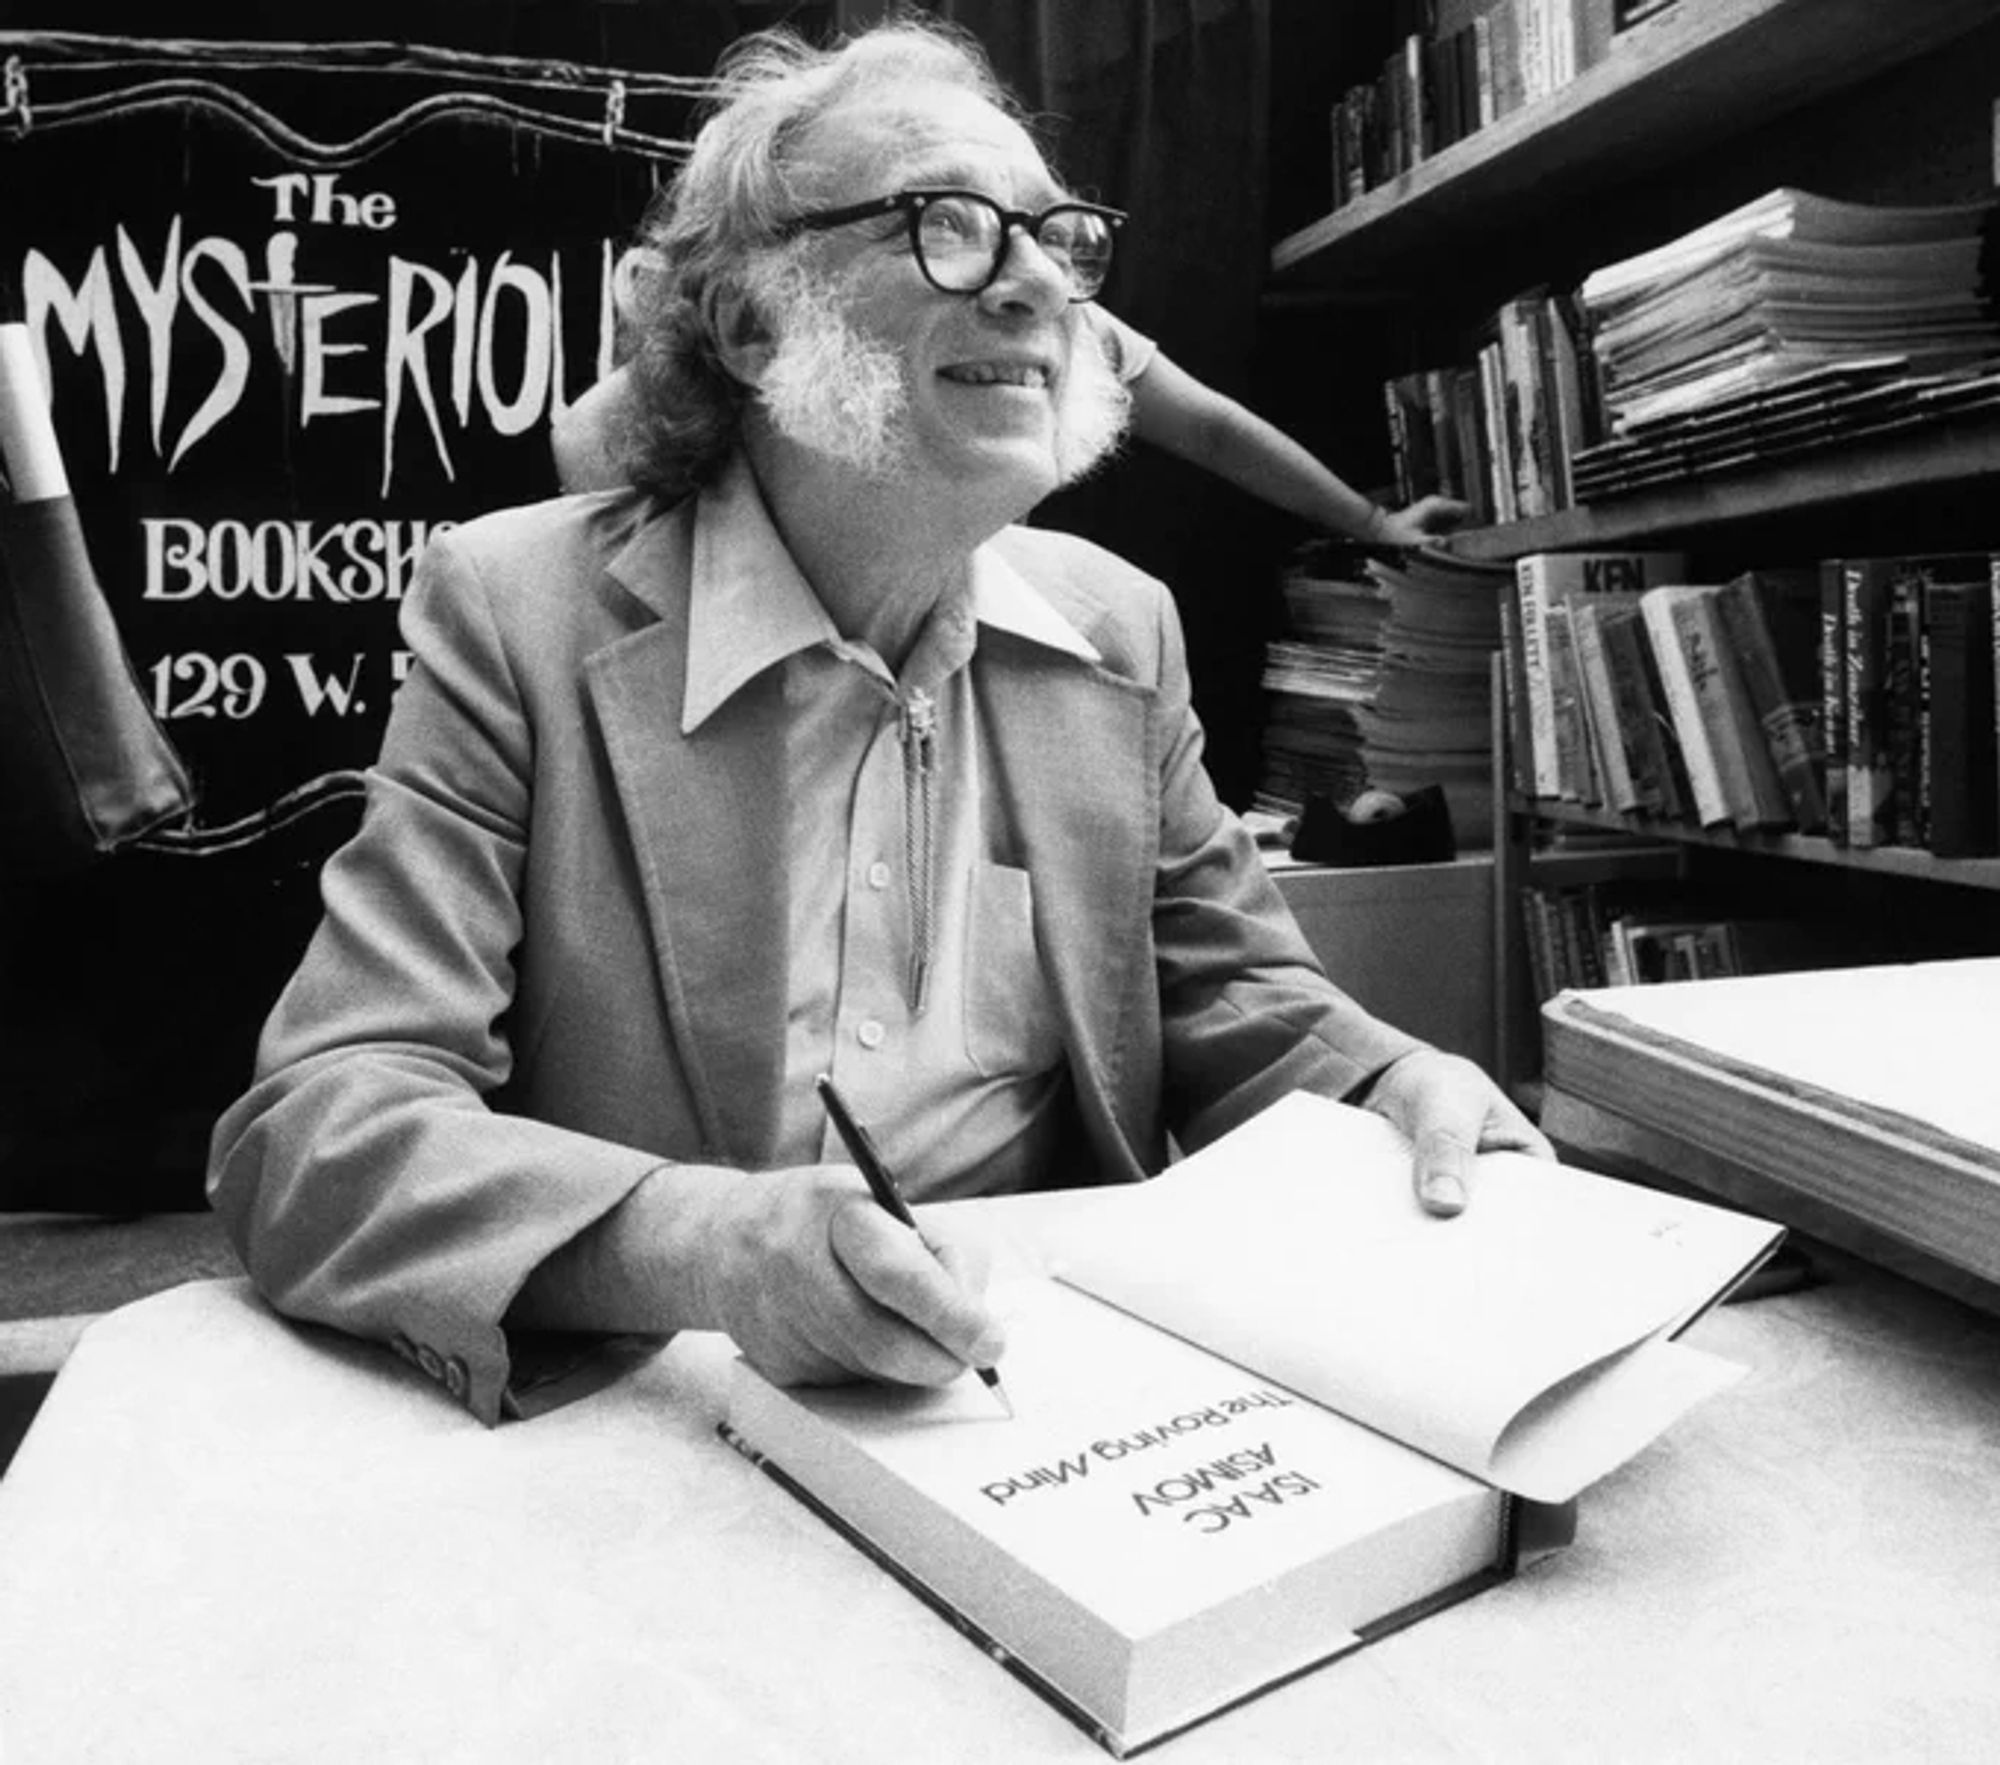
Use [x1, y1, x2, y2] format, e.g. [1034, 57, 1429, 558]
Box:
[1515, 557, 1561, 797]
[1640, 589, 1731, 827]
[1698, 588, 1794, 829]
[1843, 558, 1896, 849]
[1545, 602, 1594, 802]
[1498, 588, 1536, 797]
[1597, 604, 1677, 817]
[1569, 602, 1638, 811]
[1670, 587, 1771, 830]
[1712, 572, 1828, 834]
[1924, 569, 1998, 857]
[1476, 339, 1516, 523]
[1885, 567, 1926, 848]
[1820, 559, 1848, 845]
[1473, 14, 1496, 129]
[1495, 299, 1551, 519]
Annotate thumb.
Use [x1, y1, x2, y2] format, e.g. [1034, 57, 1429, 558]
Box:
[1413, 1125, 1474, 1217]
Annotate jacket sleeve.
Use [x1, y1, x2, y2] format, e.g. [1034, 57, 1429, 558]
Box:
[206, 525, 664, 1426]
[1144, 580, 1428, 1151]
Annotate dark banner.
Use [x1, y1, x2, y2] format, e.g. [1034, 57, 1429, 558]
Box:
[0, 35, 703, 1204]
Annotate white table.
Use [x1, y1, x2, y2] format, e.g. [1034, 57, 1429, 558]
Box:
[3, 1240, 1998, 1763]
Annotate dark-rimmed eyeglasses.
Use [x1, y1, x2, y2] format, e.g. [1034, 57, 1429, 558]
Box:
[781, 187, 1125, 303]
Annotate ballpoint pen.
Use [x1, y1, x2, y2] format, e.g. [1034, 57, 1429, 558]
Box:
[814, 1072, 1012, 1416]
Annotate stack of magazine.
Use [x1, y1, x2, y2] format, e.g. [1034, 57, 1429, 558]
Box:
[1577, 187, 1999, 438]
[1358, 546, 1509, 842]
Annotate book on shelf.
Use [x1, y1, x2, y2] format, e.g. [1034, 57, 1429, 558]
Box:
[1711, 568, 1830, 834]
[722, 1093, 1779, 1757]
[1918, 556, 1999, 859]
[1636, 586, 1734, 829]
[1885, 568, 1928, 848]
[1515, 551, 1688, 800]
[1542, 601, 1597, 803]
[1566, 599, 1638, 813]
[1841, 557, 1899, 849]
[1678, 585, 1793, 831]
[1604, 915, 1743, 985]
[1819, 560, 1849, 845]
[1596, 598, 1691, 821]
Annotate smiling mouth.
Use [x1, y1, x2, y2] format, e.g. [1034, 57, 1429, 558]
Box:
[938, 362, 1052, 388]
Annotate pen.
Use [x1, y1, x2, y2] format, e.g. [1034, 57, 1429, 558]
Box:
[814, 1073, 1011, 1416]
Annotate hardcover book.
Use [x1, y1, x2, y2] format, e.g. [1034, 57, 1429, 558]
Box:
[1676, 585, 1792, 830]
[1638, 585, 1733, 827]
[1843, 557, 1899, 848]
[1712, 569, 1829, 833]
[1913, 555, 1998, 858]
[724, 1094, 1779, 1757]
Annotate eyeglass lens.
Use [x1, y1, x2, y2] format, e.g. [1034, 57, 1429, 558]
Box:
[914, 194, 1114, 298]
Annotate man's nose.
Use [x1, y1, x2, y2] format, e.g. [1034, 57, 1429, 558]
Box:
[979, 223, 1071, 317]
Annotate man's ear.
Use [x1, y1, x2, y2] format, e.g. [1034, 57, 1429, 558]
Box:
[711, 286, 776, 386]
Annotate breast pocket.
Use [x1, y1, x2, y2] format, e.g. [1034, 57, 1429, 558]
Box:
[962, 861, 1063, 1078]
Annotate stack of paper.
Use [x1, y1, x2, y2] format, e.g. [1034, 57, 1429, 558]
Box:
[1357, 546, 1509, 839]
[1579, 188, 1998, 433]
[1257, 545, 1390, 815]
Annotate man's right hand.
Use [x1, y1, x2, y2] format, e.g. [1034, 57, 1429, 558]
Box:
[689, 1164, 1006, 1388]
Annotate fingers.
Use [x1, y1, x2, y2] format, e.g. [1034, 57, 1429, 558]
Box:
[1364, 1048, 1554, 1217]
[711, 1167, 1004, 1391]
[1413, 1127, 1473, 1218]
[828, 1200, 1006, 1380]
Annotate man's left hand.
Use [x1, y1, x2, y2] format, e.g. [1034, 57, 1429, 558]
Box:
[1360, 1048, 1554, 1217]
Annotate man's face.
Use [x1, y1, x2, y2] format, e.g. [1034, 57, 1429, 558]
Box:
[757, 83, 1129, 516]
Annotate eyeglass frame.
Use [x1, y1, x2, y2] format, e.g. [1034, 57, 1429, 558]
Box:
[778, 186, 1127, 303]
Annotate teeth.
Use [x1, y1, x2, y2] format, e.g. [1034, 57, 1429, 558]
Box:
[943, 362, 1048, 387]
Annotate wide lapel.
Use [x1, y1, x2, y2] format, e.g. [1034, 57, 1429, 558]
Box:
[977, 634, 1160, 1168]
[583, 511, 789, 1168]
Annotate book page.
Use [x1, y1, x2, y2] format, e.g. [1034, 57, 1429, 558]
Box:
[1048, 1093, 1776, 1498]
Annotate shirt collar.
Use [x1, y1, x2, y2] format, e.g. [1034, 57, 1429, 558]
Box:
[680, 455, 1101, 734]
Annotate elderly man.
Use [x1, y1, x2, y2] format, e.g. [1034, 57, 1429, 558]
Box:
[207, 19, 1547, 1425]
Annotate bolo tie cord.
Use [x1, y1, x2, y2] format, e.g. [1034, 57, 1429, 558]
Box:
[899, 687, 939, 1015]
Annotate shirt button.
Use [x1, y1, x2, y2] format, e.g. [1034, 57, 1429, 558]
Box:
[866, 860, 892, 890]
[856, 1019, 886, 1050]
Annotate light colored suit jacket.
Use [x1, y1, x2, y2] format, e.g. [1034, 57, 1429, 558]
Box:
[207, 485, 1423, 1421]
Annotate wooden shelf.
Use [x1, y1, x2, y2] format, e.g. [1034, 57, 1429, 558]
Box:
[1269, 0, 1999, 297]
[1507, 796, 2000, 892]
[1448, 419, 2000, 561]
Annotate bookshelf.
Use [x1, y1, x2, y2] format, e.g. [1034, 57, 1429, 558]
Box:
[1266, 0, 2000, 1098]
[1270, 0, 2000, 297]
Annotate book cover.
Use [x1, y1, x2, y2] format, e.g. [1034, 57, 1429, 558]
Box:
[1677, 586, 1793, 830]
[1711, 569, 1829, 833]
[1515, 551, 1689, 798]
[1597, 598, 1690, 819]
[1914, 556, 1998, 857]
[1885, 568, 1926, 848]
[725, 1094, 1777, 1757]
[727, 1277, 1512, 1758]
[1544, 601, 1597, 803]
[1819, 559, 1849, 844]
[1843, 557, 1899, 848]
[1638, 585, 1732, 827]
[1568, 599, 1639, 812]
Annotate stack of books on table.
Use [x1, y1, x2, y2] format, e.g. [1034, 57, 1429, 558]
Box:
[1575, 186, 1999, 439]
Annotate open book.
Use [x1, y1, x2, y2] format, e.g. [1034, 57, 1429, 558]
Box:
[722, 1091, 1782, 1756]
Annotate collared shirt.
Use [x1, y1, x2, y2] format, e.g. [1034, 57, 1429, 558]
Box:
[681, 457, 1103, 1200]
